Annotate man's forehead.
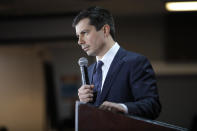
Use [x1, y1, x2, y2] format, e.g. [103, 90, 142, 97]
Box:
[75, 18, 93, 33]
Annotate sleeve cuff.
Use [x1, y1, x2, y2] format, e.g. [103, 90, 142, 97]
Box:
[119, 103, 128, 114]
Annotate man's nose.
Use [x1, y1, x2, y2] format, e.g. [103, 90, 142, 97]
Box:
[78, 36, 85, 45]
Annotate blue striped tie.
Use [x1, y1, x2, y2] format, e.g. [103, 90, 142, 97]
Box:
[93, 60, 103, 106]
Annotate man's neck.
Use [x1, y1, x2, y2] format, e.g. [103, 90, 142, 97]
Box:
[97, 40, 116, 60]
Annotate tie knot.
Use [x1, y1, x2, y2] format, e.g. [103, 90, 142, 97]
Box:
[96, 61, 103, 69]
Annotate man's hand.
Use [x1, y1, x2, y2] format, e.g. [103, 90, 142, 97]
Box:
[78, 85, 94, 103]
[99, 101, 127, 114]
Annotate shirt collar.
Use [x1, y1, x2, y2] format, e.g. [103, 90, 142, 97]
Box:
[96, 42, 120, 64]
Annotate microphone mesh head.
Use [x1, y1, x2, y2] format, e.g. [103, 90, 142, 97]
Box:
[78, 57, 88, 66]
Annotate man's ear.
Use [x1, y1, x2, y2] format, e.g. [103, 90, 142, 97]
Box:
[103, 24, 110, 37]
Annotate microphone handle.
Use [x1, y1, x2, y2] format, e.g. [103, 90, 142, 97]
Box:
[80, 66, 96, 105]
[80, 66, 90, 85]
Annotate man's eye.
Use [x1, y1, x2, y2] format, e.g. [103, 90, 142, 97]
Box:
[83, 31, 89, 35]
[85, 32, 89, 35]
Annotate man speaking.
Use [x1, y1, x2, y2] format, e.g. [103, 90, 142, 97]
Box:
[72, 6, 161, 119]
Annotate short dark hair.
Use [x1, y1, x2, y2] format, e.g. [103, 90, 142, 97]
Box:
[72, 6, 116, 40]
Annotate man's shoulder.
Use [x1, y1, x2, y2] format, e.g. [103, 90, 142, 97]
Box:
[120, 48, 147, 62]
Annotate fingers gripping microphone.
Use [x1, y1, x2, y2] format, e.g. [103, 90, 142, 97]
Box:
[78, 57, 90, 85]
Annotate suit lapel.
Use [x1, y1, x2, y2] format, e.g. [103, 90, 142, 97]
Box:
[88, 63, 96, 84]
[98, 48, 127, 104]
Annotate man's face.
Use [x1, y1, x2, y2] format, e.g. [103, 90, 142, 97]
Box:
[75, 18, 106, 57]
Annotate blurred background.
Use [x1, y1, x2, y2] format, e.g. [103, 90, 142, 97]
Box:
[0, 0, 197, 130]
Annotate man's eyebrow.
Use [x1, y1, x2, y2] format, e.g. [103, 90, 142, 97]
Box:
[76, 29, 89, 37]
[80, 29, 89, 33]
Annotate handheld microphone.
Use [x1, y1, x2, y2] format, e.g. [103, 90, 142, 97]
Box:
[78, 57, 90, 85]
[78, 57, 97, 104]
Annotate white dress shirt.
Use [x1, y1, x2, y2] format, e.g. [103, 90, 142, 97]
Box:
[96, 42, 120, 91]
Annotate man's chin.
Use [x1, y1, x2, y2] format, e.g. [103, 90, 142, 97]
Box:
[86, 51, 95, 56]
[86, 52, 92, 56]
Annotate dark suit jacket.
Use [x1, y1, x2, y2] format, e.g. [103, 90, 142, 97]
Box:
[88, 47, 161, 119]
